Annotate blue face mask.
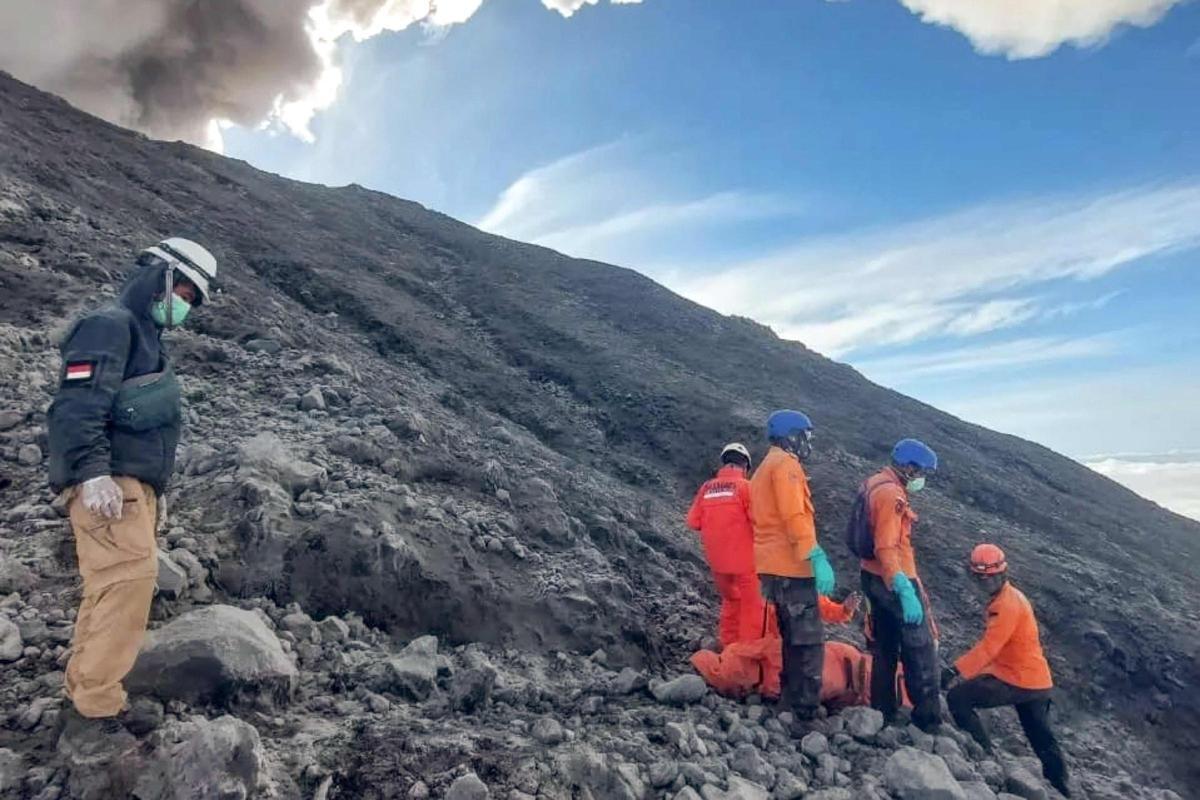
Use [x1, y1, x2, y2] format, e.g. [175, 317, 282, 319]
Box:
[151, 293, 191, 328]
[906, 476, 926, 493]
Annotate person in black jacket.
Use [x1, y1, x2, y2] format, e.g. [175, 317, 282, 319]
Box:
[48, 238, 217, 743]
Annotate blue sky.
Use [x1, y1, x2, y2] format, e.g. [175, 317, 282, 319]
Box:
[221, 0, 1200, 519]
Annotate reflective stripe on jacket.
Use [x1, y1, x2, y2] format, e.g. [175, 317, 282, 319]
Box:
[686, 465, 754, 574]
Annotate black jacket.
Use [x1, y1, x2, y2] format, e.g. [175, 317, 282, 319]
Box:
[48, 262, 182, 496]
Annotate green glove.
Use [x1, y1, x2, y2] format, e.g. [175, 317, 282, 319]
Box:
[891, 573, 924, 625]
[809, 545, 836, 597]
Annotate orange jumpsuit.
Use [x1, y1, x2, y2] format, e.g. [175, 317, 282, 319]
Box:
[690, 598, 912, 708]
[686, 465, 764, 647]
[750, 447, 816, 578]
[955, 582, 1052, 689]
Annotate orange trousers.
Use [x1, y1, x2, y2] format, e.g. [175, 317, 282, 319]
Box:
[65, 477, 159, 718]
[711, 572, 767, 648]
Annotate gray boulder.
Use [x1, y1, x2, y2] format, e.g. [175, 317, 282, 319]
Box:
[731, 744, 775, 789]
[133, 715, 261, 800]
[377, 635, 440, 701]
[961, 783, 999, 800]
[237, 432, 326, 497]
[127, 605, 297, 705]
[531, 717, 567, 746]
[0, 617, 22, 662]
[0, 555, 37, 594]
[17, 443, 41, 465]
[842, 706, 885, 740]
[450, 665, 497, 713]
[445, 772, 490, 800]
[610, 667, 647, 695]
[701, 776, 770, 800]
[299, 386, 326, 411]
[1004, 766, 1048, 800]
[801, 731, 829, 757]
[0, 747, 22, 792]
[155, 551, 189, 599]
[652, 674, 708, 706]
[885, 747, 967, 800]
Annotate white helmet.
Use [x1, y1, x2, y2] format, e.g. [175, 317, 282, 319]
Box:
[720, 442, 752, 469]
[141, 237, 217, 303]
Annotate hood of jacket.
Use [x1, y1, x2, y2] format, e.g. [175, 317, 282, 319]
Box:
[118, 261, 170, 322]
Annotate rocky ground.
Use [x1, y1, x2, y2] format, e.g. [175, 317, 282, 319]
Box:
[1, 70, 1198, 799]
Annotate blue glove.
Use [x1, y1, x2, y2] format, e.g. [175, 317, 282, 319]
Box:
[891, 573, 924, 625]
[809, 545, 836, 597]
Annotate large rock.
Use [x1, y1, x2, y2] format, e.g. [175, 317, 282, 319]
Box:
[445, 772, 490, 800]
[373, 635, 440, 701]
[556, 746, 643, 800]
[842, 706, 885, 740]
[651, 674, 708, 706]
[155, 551, 189, 599]
[532, 717, 567, 746]
[730, 744, 775, 789]
[700, 776, 770, 800]
[237, 432, 327, 498]
[961, 783, 998, 800]
[0, 617, 22, 662]
[1004, 766, 1048, 800]
[0, 555, 37, 594]
[450, 664, 497, 713]
[0, 748, 23, 792]
[133, 715, 262, 800]
[885, 747, 967, 800]
[127, 605, 297, 705]
[800, 731, 829, 757]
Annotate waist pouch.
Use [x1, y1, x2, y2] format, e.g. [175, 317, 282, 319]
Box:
[112, 364, 181, 432]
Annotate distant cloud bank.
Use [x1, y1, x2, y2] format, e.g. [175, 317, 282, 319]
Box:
[1084, 452, 1200, 521]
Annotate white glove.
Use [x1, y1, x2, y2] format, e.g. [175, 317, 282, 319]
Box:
[81, 476, 124, 520]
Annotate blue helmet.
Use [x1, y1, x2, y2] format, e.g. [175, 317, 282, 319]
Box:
[892, 438, 938, 472]
[767, 410, 813, 446]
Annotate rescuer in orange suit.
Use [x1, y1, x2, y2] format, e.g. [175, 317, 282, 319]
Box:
[850, 438, 942, 732]
[686, 443, 762, 647]
[943, 544, 1071, 798]
[751, 410, 836, 728]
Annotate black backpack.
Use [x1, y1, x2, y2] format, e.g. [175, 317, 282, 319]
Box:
[845, 477, 899, 560]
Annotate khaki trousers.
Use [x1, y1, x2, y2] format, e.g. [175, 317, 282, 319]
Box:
[65, 477, 159, 718]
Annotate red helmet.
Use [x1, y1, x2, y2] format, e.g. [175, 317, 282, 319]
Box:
[969, 544, 1007, 576]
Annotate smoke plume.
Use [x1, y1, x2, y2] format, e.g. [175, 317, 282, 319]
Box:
[0, 0, 639, 151]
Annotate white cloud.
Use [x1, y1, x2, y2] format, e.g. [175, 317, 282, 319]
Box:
[931, 364, 1200, 458]
[1084, 453, 1200, 521]
[542, 0, 643, 16]
[898, 0, 1184, 59]
[673, 182, 1200, 356]
[477, 140, 798, 261]
[854, 333, 1118, 382]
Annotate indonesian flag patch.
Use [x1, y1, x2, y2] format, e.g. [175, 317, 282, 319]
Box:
[64, 361, 96, 383]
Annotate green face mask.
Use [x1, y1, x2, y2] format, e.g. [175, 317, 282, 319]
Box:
[151, 293, 191, 328]
[906, 476, 926, 493]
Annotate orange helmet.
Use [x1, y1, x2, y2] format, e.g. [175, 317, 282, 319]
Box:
[969, 544, 1007, 575]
